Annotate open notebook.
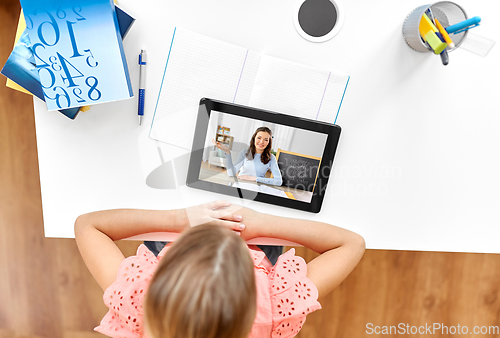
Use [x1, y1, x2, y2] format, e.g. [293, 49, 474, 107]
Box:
[150, 28, 350, 149]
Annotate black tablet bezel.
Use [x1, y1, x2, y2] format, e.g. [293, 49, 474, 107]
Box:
[186, 98, 341, 213]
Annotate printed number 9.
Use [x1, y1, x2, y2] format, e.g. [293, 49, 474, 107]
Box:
[53, 86, 71, 109]
[37, 10, 60, 46]
[56, 6, 66, 19]
[86, 76, 101, 101]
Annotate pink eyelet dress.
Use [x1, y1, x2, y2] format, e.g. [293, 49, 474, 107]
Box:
[95, 244, 321, 338]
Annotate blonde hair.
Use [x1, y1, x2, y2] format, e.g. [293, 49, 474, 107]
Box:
[144, 225, 257, 338]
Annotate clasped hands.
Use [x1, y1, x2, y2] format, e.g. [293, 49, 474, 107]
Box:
[183, 200, 260, 240]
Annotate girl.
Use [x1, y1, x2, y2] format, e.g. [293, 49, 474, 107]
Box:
[212, 127, 283, 186]
[75, 200, 365, 338]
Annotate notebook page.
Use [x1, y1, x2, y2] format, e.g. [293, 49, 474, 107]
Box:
[150, 28, 260, 149]
[248, 55, 349, 124]
[232, 50, 261, 106]
[315, 71, 350, 124]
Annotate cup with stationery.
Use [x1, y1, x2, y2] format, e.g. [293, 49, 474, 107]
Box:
[402, 1, 481, 65]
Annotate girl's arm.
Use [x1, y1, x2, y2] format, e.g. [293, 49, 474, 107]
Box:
[225, 150, 246, 176]
[75, 201, 244, 291]
[256, 155, 283, 186]
[233, 207, 365, 299]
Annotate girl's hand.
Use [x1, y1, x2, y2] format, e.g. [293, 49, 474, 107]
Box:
[211, 139, 230, 154]
[184, 200, 245, 233]
[237, 175, 256, 182]
[204, 204, 265, 241]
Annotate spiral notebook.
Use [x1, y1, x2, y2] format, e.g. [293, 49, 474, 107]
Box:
[150, 27, 350, 149]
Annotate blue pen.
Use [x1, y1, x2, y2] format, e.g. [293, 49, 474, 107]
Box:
[425, 7, 436, 24]
[445, 16, 481, 35]
[138, 50, 147, 125]
[426, 8, 449, 65]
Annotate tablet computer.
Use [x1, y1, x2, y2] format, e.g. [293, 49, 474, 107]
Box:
[186, 98, 341, 213]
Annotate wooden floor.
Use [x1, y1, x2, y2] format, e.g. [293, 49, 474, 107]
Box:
[1, 2, 500, 337]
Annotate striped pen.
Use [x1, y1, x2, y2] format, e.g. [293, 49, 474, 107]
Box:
[138, 50, 147, 125]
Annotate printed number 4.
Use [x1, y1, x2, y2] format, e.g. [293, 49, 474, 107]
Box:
[57, 52, 84, 87]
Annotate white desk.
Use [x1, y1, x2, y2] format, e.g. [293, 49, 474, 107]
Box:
[35, 0, 500, 253]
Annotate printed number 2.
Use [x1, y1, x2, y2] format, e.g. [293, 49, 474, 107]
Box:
[72, 6, 86, 21]
[73, 88, 86, 103]
[32, 43, 55, 89]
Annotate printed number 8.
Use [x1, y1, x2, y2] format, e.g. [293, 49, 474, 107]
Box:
[86, 76, 101, 101]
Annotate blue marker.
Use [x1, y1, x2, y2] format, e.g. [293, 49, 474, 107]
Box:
[445, 16, 481, 35]
[436, 32, 449, 65]
[138, 50, 147, 125]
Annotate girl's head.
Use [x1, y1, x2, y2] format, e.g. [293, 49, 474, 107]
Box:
[144, 225, 256, 338]
[247, 127, 273, 164]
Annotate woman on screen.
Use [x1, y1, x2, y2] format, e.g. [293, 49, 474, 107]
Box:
[212, 127, 283, 186]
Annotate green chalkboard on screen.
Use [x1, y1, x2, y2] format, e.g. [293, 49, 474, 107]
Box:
[275, 149, 322, 192]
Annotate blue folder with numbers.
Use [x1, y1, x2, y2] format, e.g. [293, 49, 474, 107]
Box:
[1, 5, 135, 119]
[18, 0, 133, 111]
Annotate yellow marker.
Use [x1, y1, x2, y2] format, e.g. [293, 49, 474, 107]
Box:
[435, 18, 455, 48]
[419, 14, 447, 54]
[419, 13, 439, 35]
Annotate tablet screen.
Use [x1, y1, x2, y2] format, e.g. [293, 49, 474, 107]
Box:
[187, 99, 341, 213]
[199, 110, 328, 203]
